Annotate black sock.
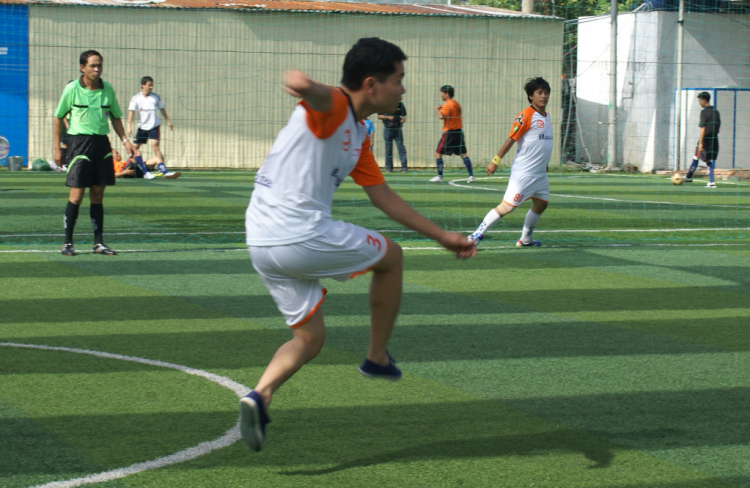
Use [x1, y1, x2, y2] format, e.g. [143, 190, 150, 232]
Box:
[90, 203, 104, 245]
[64, 201, 80, 244]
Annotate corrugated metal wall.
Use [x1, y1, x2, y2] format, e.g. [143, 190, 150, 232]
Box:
[29, 6, 562, 169]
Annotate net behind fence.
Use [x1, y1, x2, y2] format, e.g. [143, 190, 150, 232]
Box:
[0, 0, 748, 249]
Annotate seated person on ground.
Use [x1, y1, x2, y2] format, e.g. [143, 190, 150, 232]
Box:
[113, 149, 180, 179]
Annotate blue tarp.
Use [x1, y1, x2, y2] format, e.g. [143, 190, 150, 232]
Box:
[0, 5, 29, 166]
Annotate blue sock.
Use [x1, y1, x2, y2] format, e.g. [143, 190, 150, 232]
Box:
[436, 158, 444, 176]
[157, 162, 167, 175]
[686, 158, 699, 179]
[708, 162, 715, 183]
[462, 156, 473, 176]
[134, 155, 149, 174]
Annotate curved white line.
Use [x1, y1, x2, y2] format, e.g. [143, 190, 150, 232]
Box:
[0, 342, 249, 488]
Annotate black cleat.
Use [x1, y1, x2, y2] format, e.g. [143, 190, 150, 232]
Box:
[93, 243, 117, 255]
[61, 243, 76, 256]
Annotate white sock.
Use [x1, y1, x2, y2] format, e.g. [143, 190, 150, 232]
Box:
[520, 210, 541, 243]
[473, 208, 502, 236]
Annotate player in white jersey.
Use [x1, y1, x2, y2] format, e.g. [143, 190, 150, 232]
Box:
[240, 38, 477, 452]
[468, 77, 553, 247]
[127, 76, 177, 177]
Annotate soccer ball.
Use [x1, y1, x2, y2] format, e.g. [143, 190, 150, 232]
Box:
[671, 173, 683, 185]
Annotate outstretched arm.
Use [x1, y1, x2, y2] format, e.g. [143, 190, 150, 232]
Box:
[283, 70, 332, 112]
[486, 137, 516, 175]
[112, 118, 135, 157]
[364, 183, 476, 259]
[53, 117, 63, 166]
[126, 111, 134, 138]
[160, 109, 174, 130]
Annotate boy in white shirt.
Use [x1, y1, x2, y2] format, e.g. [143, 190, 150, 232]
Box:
[469, 77, 553, 247]
[240, 37, 477, 453]
[127, 76, 177, 177]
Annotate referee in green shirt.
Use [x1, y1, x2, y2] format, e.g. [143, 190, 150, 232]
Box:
[53, 50, 135, 256]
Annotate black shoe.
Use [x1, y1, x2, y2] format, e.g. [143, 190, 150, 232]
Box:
[239, 391, 271, 451]
[61, 243, 76, 256]
[400, 168, 408, 173]
[93, 243, 117, 255]
[384, 168, 393, 173]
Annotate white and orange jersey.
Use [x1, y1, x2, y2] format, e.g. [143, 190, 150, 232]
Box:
[246, 88, 385, 246]
[508, 106, 553, 178]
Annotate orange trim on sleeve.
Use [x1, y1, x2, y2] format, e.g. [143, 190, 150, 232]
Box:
[349, 135, 386, 187]
[303, 88, 349, 139]
[509, 107, 534, 141]
[530, 196, 549, 203]
[290, 288, 328, 328]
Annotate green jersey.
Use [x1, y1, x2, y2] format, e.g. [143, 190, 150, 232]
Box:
[55, 77, 123, 136]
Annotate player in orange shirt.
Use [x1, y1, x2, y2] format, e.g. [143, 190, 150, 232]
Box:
[431, 85, 474, 183]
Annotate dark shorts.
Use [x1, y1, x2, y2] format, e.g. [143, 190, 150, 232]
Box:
[436, 130, 467, 156]
[119, 161, 146, 178]
[65, 135, 115, 188]
[699, 138, 719, 162]
[135, 126, 160, 144]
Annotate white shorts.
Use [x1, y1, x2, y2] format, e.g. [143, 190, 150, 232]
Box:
[502, 174, 549, 207]
[248, 220, 388, 327]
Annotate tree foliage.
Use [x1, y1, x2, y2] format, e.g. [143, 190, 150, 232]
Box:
[467, 0, 642, 19]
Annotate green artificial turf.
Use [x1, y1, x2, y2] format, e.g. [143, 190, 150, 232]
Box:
[2, 169, 749, 248]
[1, 244, 749, 487]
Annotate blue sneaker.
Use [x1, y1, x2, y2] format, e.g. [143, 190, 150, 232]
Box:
[359, 351, 402, 380]
[516, 239, 542, 247]
[239, 390, 270, 451]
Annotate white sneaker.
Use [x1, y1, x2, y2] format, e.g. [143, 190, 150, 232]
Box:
[467, 176, 475, 183]
[429, 175, 444, 183]
[143, 172, 156, 180]
[163, 172, 181, 179]
[705, 182, 716, 188]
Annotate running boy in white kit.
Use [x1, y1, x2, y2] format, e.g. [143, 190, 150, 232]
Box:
[469, 77, 553, 247]
[240, 38, 477, 452]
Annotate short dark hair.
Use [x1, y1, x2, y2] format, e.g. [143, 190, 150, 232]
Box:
[698, 91, 711, 102]
[341, 38, 407, 91]
[141, 76, 154, 86]
[79, 50, 102, 66]
[524, 77, 551, 103]
[440, 85, 454, 98]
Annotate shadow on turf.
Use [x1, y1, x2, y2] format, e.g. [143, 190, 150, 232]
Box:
[280, 430, 614, 475]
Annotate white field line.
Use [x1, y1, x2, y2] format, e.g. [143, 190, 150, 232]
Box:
[2, 226, 750, 242]
[449, 176, 750, 209]
[0, 342, 248, 488]
[1, 240, 748, 254]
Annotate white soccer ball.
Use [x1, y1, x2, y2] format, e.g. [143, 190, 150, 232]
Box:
[671, 173, 683, 186]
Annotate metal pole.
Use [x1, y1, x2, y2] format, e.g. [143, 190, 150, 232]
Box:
[674, 0, 685, 170]
[607, 0, 618, 169]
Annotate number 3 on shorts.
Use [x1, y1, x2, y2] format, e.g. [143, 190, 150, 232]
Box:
[366, 234, 382, 252]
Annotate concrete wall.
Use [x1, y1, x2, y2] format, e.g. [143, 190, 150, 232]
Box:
[28, 6, 562, 169]
[576, 11, 750, 172]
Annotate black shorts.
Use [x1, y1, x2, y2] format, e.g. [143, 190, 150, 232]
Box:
[65, 135, 115, 188]
[699, 138, 719, 162]
[436, 130, 467, 156]
[119, 161, 146, 178]
[135, 126, 160, 144]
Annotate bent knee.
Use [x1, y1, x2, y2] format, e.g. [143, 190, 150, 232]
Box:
[376, 239, 403, 271]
